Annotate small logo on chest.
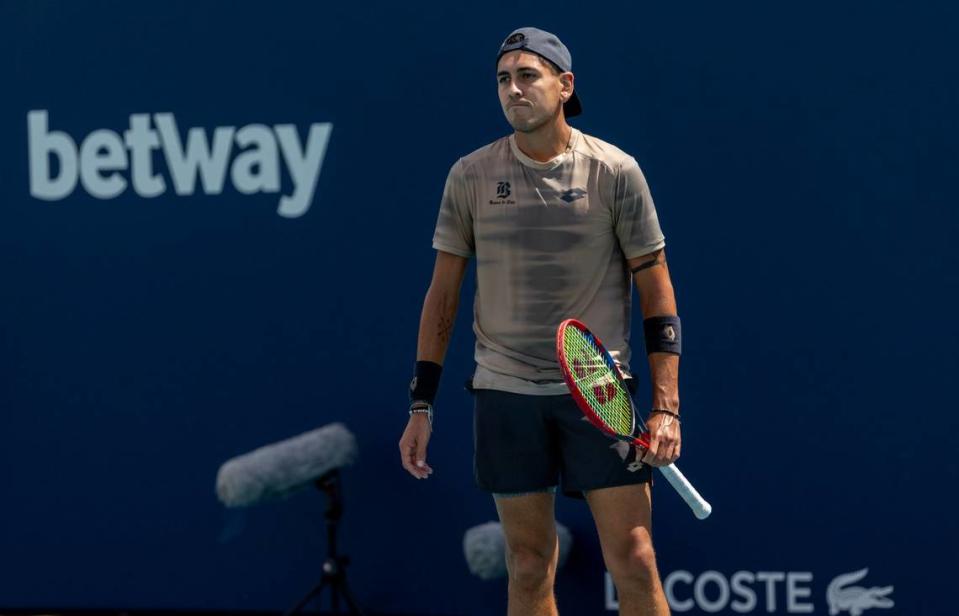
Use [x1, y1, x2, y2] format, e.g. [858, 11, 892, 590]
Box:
[559, 187, 587, 203]
[489, 180, 516, 205]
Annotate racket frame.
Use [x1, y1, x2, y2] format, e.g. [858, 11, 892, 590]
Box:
[556, 318, 712, 520]
[556, 318, 651, 449]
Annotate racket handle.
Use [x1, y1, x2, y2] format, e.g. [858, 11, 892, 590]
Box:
[658, 464, 712, 520]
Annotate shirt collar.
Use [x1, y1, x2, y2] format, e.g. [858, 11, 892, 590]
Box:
[508, 128, 580, 171]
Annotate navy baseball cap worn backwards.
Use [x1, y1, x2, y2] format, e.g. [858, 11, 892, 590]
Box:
[496, 27, 583, 117]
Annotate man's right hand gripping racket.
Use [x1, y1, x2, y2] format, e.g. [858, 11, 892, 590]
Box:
[556, 319, 712, 520]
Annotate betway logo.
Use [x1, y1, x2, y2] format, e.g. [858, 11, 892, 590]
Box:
[27, 110, 332, 218]
[605, 569, 894, 614]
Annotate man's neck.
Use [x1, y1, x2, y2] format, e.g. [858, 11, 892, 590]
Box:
[513, 119, 573, 162]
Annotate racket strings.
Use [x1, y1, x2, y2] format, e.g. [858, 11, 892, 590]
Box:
[563, 329, 635, 436]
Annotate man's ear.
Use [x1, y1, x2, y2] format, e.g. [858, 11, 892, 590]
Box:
[560, 72, 575, 97]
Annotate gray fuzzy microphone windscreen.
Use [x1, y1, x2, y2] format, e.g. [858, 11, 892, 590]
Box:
[216, 422, 357, 508]
[463, 521, 573, 580]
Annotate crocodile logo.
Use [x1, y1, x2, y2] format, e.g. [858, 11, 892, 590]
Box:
[827, 568, 894, 615]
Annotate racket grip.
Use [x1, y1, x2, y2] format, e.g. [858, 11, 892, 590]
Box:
[658, 464, 712, 520]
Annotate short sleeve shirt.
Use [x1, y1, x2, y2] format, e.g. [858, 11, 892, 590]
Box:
[432, 128, 665, 395]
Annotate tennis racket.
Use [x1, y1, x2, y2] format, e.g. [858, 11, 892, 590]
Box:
[556, 318, 712, 520]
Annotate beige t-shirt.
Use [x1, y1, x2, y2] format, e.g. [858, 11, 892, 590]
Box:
[432, 128, 666, 395]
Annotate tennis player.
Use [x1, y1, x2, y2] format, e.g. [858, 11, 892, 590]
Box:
[399, 27, 682, 616]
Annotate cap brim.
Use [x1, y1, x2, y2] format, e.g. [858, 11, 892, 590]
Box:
[564, 91, 582, 118]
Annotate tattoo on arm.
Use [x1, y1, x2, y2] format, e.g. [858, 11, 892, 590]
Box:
[438, 315, 453, 344]
[437, 295, 454, 344]
[631, 249, 664, 274]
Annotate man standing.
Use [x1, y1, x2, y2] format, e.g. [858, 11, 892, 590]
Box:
[399, 27, 683, 616]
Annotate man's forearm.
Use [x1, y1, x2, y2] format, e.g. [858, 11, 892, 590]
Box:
[647, 353, 679, 411]
[639, 281, 680, 412]
[416, 283, 460, 364]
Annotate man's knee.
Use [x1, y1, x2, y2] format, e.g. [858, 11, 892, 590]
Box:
[507, 544, 556, 590]
[607, 529, 659, 588]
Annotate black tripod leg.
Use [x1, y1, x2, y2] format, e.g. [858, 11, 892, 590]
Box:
[284, 578, 328, 616]
[338, 576, 367, 616]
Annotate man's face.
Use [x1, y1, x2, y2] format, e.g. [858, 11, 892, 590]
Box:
[496, 50, 573, 132]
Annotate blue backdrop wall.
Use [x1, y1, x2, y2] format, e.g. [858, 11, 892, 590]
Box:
[1, 1, 957, 614]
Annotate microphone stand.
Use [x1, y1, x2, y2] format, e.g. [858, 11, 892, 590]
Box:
[284, 469, 366, 615]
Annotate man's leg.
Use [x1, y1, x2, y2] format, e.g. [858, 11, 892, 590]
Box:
[586, 483, 669, 616]
[495, 492, 560, 616]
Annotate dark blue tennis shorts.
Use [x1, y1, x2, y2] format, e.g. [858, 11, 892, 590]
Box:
[470, 381, 653, 498]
